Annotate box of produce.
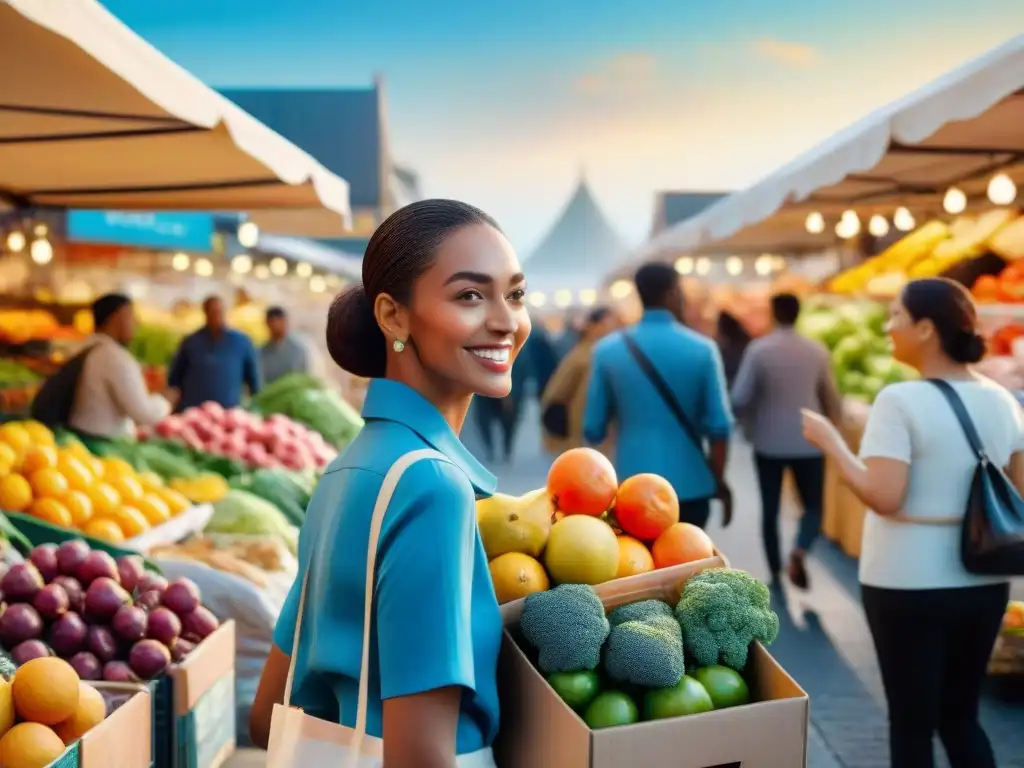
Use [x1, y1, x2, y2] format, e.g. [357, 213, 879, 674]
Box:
[0, 661, 152, 768]
[496, 563, 806, 768]
[0, 536, 232, 768]
[478, 449, 728, 615]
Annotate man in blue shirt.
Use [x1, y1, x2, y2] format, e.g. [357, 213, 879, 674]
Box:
[168, 295, 262, 411]
[583, 263, 734, 529]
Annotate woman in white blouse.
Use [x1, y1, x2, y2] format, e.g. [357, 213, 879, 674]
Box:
[802, 278, 1018, 768]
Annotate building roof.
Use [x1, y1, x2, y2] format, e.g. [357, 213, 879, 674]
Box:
[651, 191, 730, 236]
[219, 87, 382, 210]
[523, 177, 627, 296]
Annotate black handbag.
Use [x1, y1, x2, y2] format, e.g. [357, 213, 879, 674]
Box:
[541, 403, 570, 438]
[623, 334, 733, 526]
[929, 378, 1024, 575]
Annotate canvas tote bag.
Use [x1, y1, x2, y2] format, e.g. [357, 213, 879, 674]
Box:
[265, 448, 497, 768]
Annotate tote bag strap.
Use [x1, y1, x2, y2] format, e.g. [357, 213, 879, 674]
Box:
[927, 379, 989, 462]
[282, 448, 448, 748]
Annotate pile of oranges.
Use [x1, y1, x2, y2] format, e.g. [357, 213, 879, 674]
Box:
[0, 420, 190, 543]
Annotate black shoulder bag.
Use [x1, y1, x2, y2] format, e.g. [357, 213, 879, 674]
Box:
[928, 378, 1024, 575]
[623, 334, 733, 526]
[29, 345, 97, 428]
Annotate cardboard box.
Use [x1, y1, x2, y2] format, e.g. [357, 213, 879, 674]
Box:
[495, 561, 809, 768]
[49, 682, 152, 768]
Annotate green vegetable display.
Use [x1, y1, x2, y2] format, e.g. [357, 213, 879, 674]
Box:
[0, 360, 41, 388]
[519, 584, 610, 673]
[252, 373, 363, 449]
[603, 614, 685, 689]
[232, 469, 308, 527]
[128, 324, 183, 367]
[675, 568, 780, 671]
[206, 490, 298, 554]
[608, 599, 674, 627]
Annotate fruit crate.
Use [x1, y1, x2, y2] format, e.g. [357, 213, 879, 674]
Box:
[989, 633, 1024, 676]
[47, 682, 152, 768]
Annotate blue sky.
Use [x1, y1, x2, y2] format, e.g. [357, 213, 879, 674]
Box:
[104, 0, 1024, 251]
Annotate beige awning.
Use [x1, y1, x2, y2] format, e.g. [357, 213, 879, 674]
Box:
[0, 0, 350, 231]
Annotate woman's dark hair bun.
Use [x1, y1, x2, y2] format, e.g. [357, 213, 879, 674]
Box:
[327, 285, 387, 378]
[325, 199, 500, 379]
[901, 277, 985, 365]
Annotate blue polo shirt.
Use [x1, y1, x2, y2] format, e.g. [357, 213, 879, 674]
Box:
[167, 328, 261, 411]
[583, 309, 734, 501]
[272, 379, 502, 754]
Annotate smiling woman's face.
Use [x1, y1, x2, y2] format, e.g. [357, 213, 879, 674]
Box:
[405, 223, 531, 398]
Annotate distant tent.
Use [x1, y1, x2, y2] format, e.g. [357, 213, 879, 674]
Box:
[523, 175, 627, 301]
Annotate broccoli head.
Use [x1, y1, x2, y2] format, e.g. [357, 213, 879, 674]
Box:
[603, 614, 685, 689]
[608, 599, 674, 627]
[519, 584, 610, 673]
[674, 568, 780, 671]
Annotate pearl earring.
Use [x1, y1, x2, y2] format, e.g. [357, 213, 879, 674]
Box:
[392, 339, 406, 353]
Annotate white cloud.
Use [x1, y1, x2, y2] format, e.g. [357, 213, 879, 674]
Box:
[748, 37, 822, 68]
[572, 52, 659, 96]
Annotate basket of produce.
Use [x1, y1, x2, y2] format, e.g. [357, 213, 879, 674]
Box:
[989, 600, 1024, 676]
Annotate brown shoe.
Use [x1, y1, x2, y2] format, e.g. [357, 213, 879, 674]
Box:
[787, 552, 809, 590]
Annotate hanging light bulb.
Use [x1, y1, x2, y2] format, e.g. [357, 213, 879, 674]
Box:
[6, 231, 26, 253]
[171, 252, 190, 271]
[295, 262, 313, 279]
[309, 275, 327, 293]
[231, 254, 253, 274]
[725, 257, 743, 276]
[987, 173, 1017, 206]
[674, 256, 694, 275]
[695, 257, 711, 276]
[33, 223, 48, 238]
[254, 264, 270, 280]
[609, 280, 633, 300]
[868, 214, 890, 237]
[554, 289, 573, 308]
[804, 212, 825, 234]
[194, 258, 214, 277]
[579, 289, 597, 306]
[943, 187, 967, 215]
[528, 292, 547, 307]
[29, 238, 53, 265]
[755, 255, 773, 276]
[893, 207, 915, 232]
[237, 221, 260, 248]
[269, 257, 288, 276]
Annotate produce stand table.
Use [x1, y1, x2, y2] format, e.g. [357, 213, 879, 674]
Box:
[821, 400, 871, 558]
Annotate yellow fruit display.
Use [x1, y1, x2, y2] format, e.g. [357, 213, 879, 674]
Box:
[19, 421, 54, 448]
[108, 475, 144, 505]
[11, 657, 81, 725]
[82, 518, 124, 543]
[0, 423, 31, 457]
[27, 468, 68, 500]
[19, 447, 57, 476]
[99, 456, 134, 481]
[137, 471, 165, 491]
[85, 483, 121, 517]
[59, 491, 94, 528]
[156, 488, 190, 516]
[0, 475, 33, 512]
[107, 507, 149, 539]
[0, 443, 17, 475]
[136, 495, 171, 526]
[543, 515, 620, 586]
[476, 487, 554, 560]
[0, 678, 14, 739]
[0, 722, 66, 768]
[52, 682, 106, 746]
[170, 473, 229, 504]
[27, 498, 72, 528]
[55, 453, 93, 492]
[489, 552, 550, 604]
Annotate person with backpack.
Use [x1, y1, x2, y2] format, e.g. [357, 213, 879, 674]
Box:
[65, 293, 176, 439]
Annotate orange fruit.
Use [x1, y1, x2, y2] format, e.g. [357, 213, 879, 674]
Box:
[616, 535, 655, 578]
[56, 453, 94, 492]
[547, 448, 617, 517]
[20, 446, 57, 475]
[107, 506, 148, 538]
[156, 488, 190, 515]
[20, 421, 55, 448]
[53, 682, 107, 746]
[614, 474, 680, 541]
[81, 518, 124, 543]
[0, 443, 17, 472]
[87, 457, 104, 479]
[488, 552, 550, 605]
[137, 471, 164, 491]
[109, 475, 144, 505]
[0, 474, 32, 512]
[136, 495, 171, 526]
[0, 722, 66, 768]
[28, 498, 72, 528]
[86, 483, 121, 517]
[28, 468, 68, 499]
[11, 657, 80, 725]
[0, 424, 31, 456]
[99, 456, 134, 481]
[60, 490, 94, 527]
[651, 522, 716, 570]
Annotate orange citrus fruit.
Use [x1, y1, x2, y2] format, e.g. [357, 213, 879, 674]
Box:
[137, 471, 164, 491]
[108, 506, 149, 538]
[651, 523, 716, 570]
[19, 446, 57, 475]
[87, 457, 105, 479]
[86, 483, 121, 517]
[60, 490, 94, 527]
[547, 447, 618, 517]
[82, 518, 124, 543]
[0, 474, 32, 512]
[0, 722, 66, 768]
[28, 498, 72, 528]
[616, 535, 655, 578]
[20, 421, 55, 447]
[136, 495, 171, 526]
[0, 424, 31, 456]
[614, 474, 680, 542]
[99, 456, 134, 481]
[488, 552, 550, 605]
[156, 488, 190, 515]
[11, 657, 81, 725]
[108, 475, 144, 505]
[28, 468, 69, 499]
[56, 453, 94, 492]
[0, 443, 17, 471]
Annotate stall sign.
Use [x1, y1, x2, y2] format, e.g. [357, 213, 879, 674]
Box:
[66, 211, 214, 252]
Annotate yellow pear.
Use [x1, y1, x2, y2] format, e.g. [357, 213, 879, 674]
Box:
[477, 487, 554, 560]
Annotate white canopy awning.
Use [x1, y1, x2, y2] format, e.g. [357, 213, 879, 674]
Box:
[633, 34, 1024, 260]
[0, 0, 350, 230]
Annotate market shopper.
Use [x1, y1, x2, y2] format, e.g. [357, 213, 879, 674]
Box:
[583, 262, 734, 529]
[167, 295, 261, 411]
[731, 292, 843, 589]
[802, 277, 1016, 768]
[260, 306, 310, 385]
[67, 293, 175, 439]
[250, 199, 528, 767]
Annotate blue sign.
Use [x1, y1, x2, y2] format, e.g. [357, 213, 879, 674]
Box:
[66, 210, 214, 252]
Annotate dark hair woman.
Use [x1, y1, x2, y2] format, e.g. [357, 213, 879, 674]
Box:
[250, 200, 530, 768]
[802, 277, 1018, 768]
[715, 310, 752, 388]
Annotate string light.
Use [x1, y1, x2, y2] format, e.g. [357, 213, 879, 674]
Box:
[804, 212, 825, 234]
[269, 257, 288, 276]
[254, 264, 270, 280]
[609, 280, 633, 300]
[988, 174, 1017, 206]
[725, 257, 743, 276]
[675, 256, 694, 275]
[695, 257, 711, 276]
[237, 221, 260, 248]
[171, 252, 190, 271]
[527, 292, 547, 307]
[231, 254, 253, 274]
[868, 215, 890, 237]
[29, 239, 53, 265]
[6, 231, 26, 253]
[579, 289, 597, 306]
[295, 262, 313, 279]
[943, 187, 967, 215]
[194, 258, 213, 277]
[893, 207, 916, 232]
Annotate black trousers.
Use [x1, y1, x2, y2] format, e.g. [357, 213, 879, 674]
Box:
[862, 582, 1009, 768]
[753, 454, 824, 578]
[474, 396, 521, 461]
[679, 498, 710, 529]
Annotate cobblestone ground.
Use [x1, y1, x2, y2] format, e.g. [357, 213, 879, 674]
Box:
[467, 399, 1024, 768]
